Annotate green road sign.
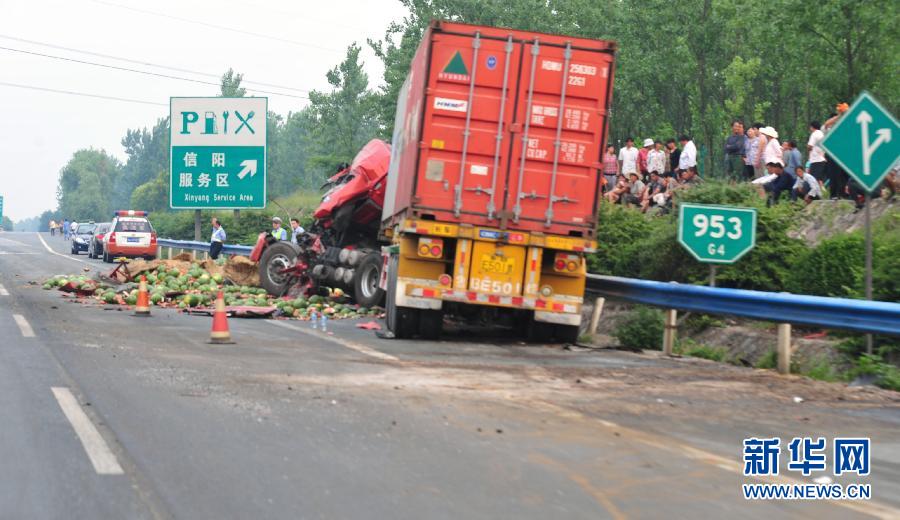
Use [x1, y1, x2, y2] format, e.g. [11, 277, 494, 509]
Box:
[820, 91, 899, 193]
[678, 203, 757, 264]
[0, 195, 4, 220]
[170, 97, 267, 209]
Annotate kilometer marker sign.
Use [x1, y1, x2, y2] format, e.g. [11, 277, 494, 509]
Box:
[678, 203, 757, 264]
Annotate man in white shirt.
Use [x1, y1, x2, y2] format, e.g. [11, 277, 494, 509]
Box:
[791, 166, 822, 203]
[807, 120, 827, 182]
[647, 140, 666, 175]
[290, 218, 305, 244]
[678, 135, 697, 172]
[209, 217, 226, 259]
[617, 138, 639, 176]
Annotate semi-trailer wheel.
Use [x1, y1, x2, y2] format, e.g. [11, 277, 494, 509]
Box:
[554, 324, 580, 344]
[259, 241, 298, 296]
[526, 317, 554, 343]
[418, 310, 443, 340]
[353, 252, 385, 308]
[385, 255, 418, 338]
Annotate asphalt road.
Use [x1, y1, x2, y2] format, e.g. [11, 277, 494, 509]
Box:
[1, 231, 898, 519]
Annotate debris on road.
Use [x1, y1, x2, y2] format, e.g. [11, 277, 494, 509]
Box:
[356, 321, 382, 331]
[42, 259, 383, 322]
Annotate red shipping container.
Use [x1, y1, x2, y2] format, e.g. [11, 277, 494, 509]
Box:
[383, 21, 616, 239]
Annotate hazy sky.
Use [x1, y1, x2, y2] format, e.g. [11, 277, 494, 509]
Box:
[0, 0, 407, 221]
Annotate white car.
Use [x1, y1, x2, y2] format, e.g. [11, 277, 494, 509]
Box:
[102, 211, 157, 262]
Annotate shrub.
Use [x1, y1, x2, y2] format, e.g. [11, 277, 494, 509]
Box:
[678, 340, 728, 362]
[683, 314, 725, 334]
[588, 202, 653, 275]
[787, 233, 864, 298]
[755, 349, 777, 369]
[848, 355, 900, 392]
[802, 357, 840, 382]
[613, 306, 664, 350]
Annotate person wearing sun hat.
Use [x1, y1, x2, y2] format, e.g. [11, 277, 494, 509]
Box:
[759, 126, 782, 167]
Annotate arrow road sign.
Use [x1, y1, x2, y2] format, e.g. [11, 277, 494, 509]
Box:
[169, 97, 267, 209]
[237, 160, 257, 180]
[821, 91, 900, 193]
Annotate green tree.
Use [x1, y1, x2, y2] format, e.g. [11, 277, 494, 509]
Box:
[114, 118, 170, 209]
[0, 216, 13, 231]
[57, 149, 122, 221]
[220, 68, 247, 97]
[306, 44, 380, 175]
[130, 170, 169, 212]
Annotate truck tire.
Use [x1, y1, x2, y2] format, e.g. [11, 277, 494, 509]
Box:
[352, 253, 385, 308]
[418, 310, 443, 340]
[259, 241, 299, 297]
[554, 324, 580, 344]
[526, 318, 554, 343]
[385, 255, 417, 339]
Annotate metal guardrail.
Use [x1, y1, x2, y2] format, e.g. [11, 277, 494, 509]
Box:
[156, 239, 253, 258]
[586, 274, 900, 336]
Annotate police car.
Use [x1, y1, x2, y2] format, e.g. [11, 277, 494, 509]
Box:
[102, 211, 157, 262]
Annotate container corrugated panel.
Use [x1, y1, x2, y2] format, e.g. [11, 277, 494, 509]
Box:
[383, 21, 616, 238]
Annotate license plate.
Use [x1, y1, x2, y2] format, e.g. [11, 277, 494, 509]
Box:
[126, 237, 139, 243]
[480, 255, 514, 275]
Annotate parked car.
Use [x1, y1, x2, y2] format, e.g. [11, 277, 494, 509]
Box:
[71, 222, 97, 255]
[102, 211, 157, 262]
[87, 222, 111, 259]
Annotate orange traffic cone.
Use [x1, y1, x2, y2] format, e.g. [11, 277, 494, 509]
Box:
[133, 275, 151, 317]
[208, 290, 234, 344]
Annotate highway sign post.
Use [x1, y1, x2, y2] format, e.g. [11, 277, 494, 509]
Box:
[678, 203, 757, 264]
[678, 203, 757, 287]
[169, 97, 267, 210]
[820, 91, 899, 355]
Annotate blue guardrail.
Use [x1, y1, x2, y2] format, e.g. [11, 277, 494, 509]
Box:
[586, 274, 900, 336]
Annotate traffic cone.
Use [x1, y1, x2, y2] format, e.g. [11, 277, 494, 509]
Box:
[133, 275, 151, 317]
[208, 290, 234, 344]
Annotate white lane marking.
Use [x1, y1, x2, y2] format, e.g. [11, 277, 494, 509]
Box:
[0, 283, 8, 296]
[51, 387, 124, 475]
[270, 320, 399, 362]
[0, 236, 34, 247]
[35, 233, 92, 265]
[13, 314, 35, 337]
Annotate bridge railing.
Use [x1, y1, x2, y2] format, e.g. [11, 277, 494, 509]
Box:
[585, 274, 900, 373]
[156, 238, 253, 260]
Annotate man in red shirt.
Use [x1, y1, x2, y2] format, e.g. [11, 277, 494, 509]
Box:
[638, 138, 653, 183]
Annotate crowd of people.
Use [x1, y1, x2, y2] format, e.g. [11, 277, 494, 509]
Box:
[602, 103, 898, 213]
[601, 135, 702, 214]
